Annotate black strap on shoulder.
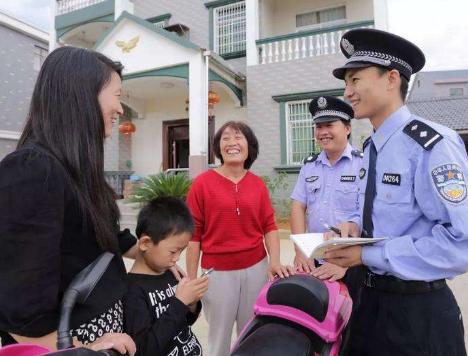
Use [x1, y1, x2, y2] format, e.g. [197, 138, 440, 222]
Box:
[363, 136, 372, 150]
[403, 119, 443, 150]
[303, 154, 318, 164]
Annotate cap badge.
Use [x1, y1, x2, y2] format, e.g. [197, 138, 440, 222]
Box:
[317, 97, 327, 109]
[341, 38, 354, 56]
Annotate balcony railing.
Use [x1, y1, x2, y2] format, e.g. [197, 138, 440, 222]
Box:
[164, 168, 189, 175]
[256, 21, 374, 65]
[105, 170, 133, 198]
[56, 0, 107, 15]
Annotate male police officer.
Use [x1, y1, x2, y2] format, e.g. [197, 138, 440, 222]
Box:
[290, 96, 363, 287]
[325, 28, 468, 355]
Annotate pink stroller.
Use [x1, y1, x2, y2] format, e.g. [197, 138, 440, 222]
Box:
[0, 253, 119, 356]
[230, 273, 353, 356]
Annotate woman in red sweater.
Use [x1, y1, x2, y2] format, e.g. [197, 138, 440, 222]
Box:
[186, 121, 292, 356]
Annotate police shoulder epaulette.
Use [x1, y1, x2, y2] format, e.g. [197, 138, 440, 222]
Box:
[303, 154, 318, 164]
[351, 149, 364, 158]
[403, 119, 443, 150]
[362, 136, 372, 150]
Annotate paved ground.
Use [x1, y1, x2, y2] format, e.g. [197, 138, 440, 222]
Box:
[124, 237, 468, 355]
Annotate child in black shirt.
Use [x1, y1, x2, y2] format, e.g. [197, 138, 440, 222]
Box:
[124, 197, 209, 356]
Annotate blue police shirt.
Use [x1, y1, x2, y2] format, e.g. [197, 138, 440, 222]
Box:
[291, 143, 363, 233]
[351, 106, 468, 281]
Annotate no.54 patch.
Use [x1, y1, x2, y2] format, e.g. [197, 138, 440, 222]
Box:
[431, 163, 467, 203]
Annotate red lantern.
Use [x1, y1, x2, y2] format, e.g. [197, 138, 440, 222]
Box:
[208, 90, 220, 109]
[186, 91, 220, 111]
[119, 121, 136, 142]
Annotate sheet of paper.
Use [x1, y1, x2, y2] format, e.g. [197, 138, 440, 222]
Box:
[290, 233, 324, 258]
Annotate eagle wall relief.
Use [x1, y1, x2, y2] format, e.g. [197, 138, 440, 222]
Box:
[115, 36, 140, 53]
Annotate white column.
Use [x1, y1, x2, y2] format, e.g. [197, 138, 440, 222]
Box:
[373, 0, 389, 31]
[114, 0, 134, 19]
[246, 0, 259, 66]
[188, 52, 209, 178]
[49, 0, 57, 52]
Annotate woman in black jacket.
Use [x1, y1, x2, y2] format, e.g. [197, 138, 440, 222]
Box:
[0, 47, 136, 355]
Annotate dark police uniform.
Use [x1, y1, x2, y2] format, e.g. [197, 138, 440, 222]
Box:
[333, 29, 468, 355]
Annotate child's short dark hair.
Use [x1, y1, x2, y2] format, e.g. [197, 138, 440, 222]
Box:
[135, 197, 194, 244]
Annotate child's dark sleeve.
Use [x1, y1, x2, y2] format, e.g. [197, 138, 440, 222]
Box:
[124, 284, 191, 356]
[186, 301, 202, 325]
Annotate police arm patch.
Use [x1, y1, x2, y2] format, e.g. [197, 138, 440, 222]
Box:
[431, 163, 467, 203]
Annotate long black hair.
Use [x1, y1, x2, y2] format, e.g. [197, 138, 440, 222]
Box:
[18, 46, 124, 252]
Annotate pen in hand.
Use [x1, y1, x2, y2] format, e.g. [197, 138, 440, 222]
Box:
[323, 223, 342, 235]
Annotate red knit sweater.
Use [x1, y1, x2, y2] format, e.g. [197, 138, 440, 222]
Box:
[186, 169, 278, 270]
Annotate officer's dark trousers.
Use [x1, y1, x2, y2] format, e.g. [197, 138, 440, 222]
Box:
[339, 266, 366, 356]
[346, 285, 466, 356]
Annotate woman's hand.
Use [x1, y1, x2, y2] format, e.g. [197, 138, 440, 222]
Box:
[268, 261, 295, 281]
[293, 252, 316, 273]
[87, 332, 136, 356]
[310, 262, 347, 282]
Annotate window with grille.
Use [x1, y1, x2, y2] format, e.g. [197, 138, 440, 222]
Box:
[213, 1, 246, 55]
[449, 87, 464, 97]
[296, 6, 346, 31]
[33, 45, 48, 71]
[286, 100, 316, 165]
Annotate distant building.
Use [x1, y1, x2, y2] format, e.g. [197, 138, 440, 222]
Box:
[0, 10, 48, 159]
[408, 70, 468, 100]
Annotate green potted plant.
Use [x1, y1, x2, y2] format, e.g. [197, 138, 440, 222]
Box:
[127, 172, 192, 204]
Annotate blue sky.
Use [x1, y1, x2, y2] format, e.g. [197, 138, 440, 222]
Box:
[1, 0, 467, 71]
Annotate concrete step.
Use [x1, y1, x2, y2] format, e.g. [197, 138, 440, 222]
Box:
[117, 199, 141, 214]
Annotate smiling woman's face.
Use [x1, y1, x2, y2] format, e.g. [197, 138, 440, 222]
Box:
[219, 126, 249, 167]
[98, 71, 123, 137]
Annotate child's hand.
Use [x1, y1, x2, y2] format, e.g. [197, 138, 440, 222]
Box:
[310, 262, 347, 281]
[169, 264, 186, 281]
[175, 276, 209, 306]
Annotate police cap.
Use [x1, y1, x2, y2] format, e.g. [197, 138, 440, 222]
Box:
[309, 96, 354, 124]
[333, 28, 425, 81]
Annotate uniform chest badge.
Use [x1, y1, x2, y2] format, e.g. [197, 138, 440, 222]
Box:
[306, 176, 319, 183]
[382, 173, 401, 186]
[431, 163, 467, 203]
[340, 175, 356, 182]
[359, 168, 366, 179]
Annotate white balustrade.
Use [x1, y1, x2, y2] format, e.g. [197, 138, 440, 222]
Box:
[294, 38, 300, 59]
[256, 22, 374, 65]
[56, 0, 107, 15]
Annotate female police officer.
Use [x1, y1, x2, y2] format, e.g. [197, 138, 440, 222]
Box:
[326, 28, 468, 355]
[290, 96, 363, 286]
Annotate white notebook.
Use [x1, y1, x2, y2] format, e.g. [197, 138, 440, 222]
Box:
[290, 233, 386, 259]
